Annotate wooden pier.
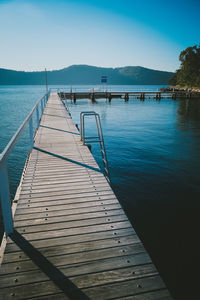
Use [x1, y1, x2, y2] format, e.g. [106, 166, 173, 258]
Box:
[59, 90, 200, 103]
[0, 93, 172, 299]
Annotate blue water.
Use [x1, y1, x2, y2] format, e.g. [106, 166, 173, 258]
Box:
[0, 86, 46, 198]
[1, 85, 200, 298]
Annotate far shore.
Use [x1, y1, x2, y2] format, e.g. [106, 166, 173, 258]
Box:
[160, 86, 200, 93]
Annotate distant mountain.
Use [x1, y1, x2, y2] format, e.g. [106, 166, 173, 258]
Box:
[0, 65, 173, 85]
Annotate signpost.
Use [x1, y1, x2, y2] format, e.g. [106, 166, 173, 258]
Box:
[45, 68, 48, 94]
[101, 76, 107, 83]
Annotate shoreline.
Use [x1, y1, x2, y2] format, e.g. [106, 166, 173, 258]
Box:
[160, 86, 200, 93]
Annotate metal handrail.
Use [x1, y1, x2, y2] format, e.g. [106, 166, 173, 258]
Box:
[80, 111, 111, 183]
[0, 90, 50, 237]
[0, 92, 49, 168]
[80, 111, 97, 143]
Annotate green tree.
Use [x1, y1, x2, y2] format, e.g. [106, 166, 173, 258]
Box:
[169, 44, 200, 87]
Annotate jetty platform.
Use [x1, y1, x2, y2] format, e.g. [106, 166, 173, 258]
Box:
[0, 93, 172, 299]
[59, 90, 200, 102]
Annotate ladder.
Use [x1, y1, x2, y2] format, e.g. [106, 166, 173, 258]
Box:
[80, 111, 111, 183]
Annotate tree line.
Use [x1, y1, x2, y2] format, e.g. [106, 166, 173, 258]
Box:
[169, 44, 200, 87]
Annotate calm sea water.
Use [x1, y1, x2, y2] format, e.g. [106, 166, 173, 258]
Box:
[1, 85, 200, 298]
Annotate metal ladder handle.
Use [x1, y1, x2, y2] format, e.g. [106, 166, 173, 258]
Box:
[80, 112, 95, 141]
[80, 112, 98, 143]
[95, 115, 106, 165]
[80, 111, 111, 183]
[95, 115, 110, 180]
[96, 115, 110, 181]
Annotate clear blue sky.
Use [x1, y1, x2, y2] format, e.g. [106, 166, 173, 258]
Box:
[0, 0, 199, 72]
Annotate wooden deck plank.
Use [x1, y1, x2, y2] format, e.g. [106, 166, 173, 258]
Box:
[18, 186, 111, 199]
[19, 182, 110, 195]
[17, 191, 115, 204]
[21, 178, 107, 190]
[0, 275, 168, 299]
[0, 244, 146, 275]
[15, 200, 119, 215]
[13, 209, 124, 228]
[7, 221, 132, 243]
[0, 93, 172, 299]
[34, 289, 172, 300]
[16, 194, 117, 208]
[3, 235, 140, 263]
[5, 228, 135, 253]
[0, 263, 158, 290]
[21, 174, 104, 186]
[14, 215, 127, 234]
[13, 204, 122, 221]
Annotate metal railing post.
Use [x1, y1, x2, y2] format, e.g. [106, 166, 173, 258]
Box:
[82, 115, 85, 144]
[0, 163, 14, 236]
[42, 98, 44, 111]
[43, 96, 45, 108]
[36, 106, 40, 129]
[80, 113, 83, 141]
[29, 117, 34, 150]
[41, 99, 43, 114]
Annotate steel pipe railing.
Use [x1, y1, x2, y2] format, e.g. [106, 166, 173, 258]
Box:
[0, 91, 50, 237]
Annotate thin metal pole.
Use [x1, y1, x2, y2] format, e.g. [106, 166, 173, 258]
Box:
[0, 164, 13, 236]
[29, 117, 34, 150]
[42, 98, 45, 110]
[36, 106, 40, 128]
[80, 114, 82, 141]
[80, 113, 84, 141]
[41, 99, 43, 113]
[45, 68, 48, 94]
[83, 115, 85, 145]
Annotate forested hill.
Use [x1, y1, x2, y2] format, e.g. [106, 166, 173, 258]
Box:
[0, 65, 173, 85]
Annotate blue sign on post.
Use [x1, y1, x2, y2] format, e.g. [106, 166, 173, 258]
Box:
[101, 76, 107, 83]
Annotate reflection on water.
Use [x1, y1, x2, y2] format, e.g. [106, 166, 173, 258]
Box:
[177, 98, 200, 123]
[0, 86, 200, 299]
[66, 96, 200, 299]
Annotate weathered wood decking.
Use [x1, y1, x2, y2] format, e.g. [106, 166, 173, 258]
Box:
[0, 93, 172, 299]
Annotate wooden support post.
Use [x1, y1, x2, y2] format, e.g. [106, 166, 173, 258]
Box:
[105, 92, 108, 101]
[140, 93, 145, 101]
[156, 93, 161, 100]
[91, 93, 95, 103]
[73, 93, 76, 103]
[125, 93, 129, 102]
